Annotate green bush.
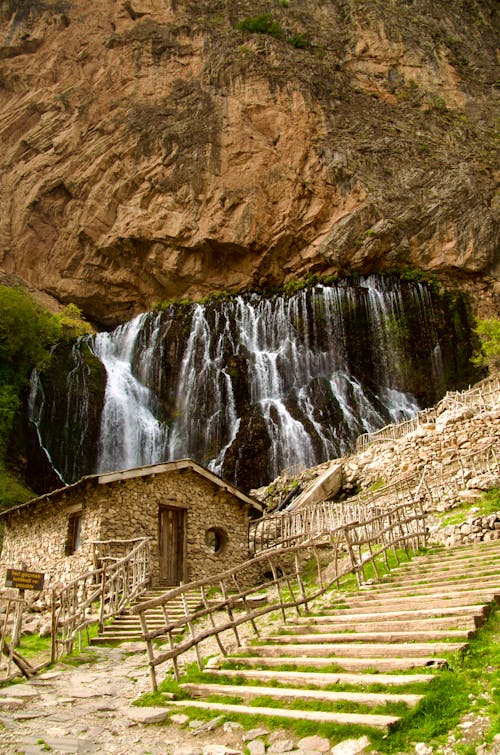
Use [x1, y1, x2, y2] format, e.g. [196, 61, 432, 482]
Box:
[0, 459, 34, 509]
[0, 286, 61, 384]
[56, 303, 93, 340]
[0, 286, 91, 504]
[0, 385, 20, 450]
[237, 14, 283, 39]
[472, 318, 500, 372]
[287, 33, 310, 48]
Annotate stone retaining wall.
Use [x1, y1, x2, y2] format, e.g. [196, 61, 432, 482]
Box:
[430, 511, 500, 548]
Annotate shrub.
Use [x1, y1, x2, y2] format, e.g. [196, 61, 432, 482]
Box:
[0, 286, 62, 381]
[56, 303, 93, 339]
[288, 33, 310, 49]
[237, 14, 283, 39]
[472, 318, 500, 372]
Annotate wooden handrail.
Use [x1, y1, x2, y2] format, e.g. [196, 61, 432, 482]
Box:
[251, 442, 498, 555]
[134, 500, 427, 690]
[51, 537, 151, 661]
[356, 377, 499, 452]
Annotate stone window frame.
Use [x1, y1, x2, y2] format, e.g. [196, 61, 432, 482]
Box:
[204, 526, 227, 555]
[65, 511, 83, 555]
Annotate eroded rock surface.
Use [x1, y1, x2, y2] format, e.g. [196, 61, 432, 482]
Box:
[0, 0, 498, 326]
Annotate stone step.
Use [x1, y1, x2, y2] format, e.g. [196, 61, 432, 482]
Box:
[245, 641, 466, 658]
[343, 584, 499, 602]
[377, 568, 500, 588]
[330, 591, 498, 611]
[408, 541, 500, 558]
[359, 575, 500, 596]
[104, 619, 167, 628]
[90, 636, 147, 644]
[390, 551, 500, 572]
[179, 682, 423, 708]
[311, 604, 491, 620]
[224, 655, 446, 671]
[90, 626, 181, 644]
[165, 699, 400, 729]
[204, 668, 435, 687]
[125, 607, 195, 615]
[283, 617, 479, 633]
[300, 605, 489, 623]
[264, 629, 474, 643]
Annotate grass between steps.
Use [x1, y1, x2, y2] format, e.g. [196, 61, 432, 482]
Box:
[201, 693, 411, 717]
[181, 670, 430, 695]
[219, 660, 436, 675]
[134, 606, 500, 752]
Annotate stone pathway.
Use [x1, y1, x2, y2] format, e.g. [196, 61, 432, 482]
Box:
[0, 644, 335, 755]
[0, 642, 268, 755]
[0, 540, 499, 754]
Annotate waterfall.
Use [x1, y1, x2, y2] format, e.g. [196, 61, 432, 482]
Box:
[30, 276, 473, 490]
[92, 314, 169, 473]
[28, 371, 66, 485]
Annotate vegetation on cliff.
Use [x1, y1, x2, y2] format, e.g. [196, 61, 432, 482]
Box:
[0, 285, 92, 507]
[473, 318, 500, 372]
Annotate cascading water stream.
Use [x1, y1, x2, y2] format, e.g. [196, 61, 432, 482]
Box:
[30, 276, 466, 490]
[92, 314, 169, 473]
[28, 371, 66, 485]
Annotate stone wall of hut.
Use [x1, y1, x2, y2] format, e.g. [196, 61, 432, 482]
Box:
[0, 469, 253, 593]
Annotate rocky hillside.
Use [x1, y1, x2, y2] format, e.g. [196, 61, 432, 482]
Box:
[252, 372, 500, 523]
[0, 0, 498, 327]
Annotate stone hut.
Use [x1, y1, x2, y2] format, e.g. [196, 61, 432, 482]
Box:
[0, 459, 262, 592]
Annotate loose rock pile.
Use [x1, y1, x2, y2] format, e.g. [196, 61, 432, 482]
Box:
[430, 511, 500, 548]
[252, 375, 499, 531]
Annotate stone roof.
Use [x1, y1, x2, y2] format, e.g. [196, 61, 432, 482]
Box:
[0, 458, 262, 518]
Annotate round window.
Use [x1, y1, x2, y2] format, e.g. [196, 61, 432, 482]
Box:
[205, 527, 226, 554]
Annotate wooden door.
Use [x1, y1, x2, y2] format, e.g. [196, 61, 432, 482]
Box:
[159, 506, 185, 585]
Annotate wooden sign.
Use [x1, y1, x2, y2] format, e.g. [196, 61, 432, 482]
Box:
[5, 568, 44, 592]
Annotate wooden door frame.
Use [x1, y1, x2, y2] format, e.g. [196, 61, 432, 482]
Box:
[158, 505, 187, 585]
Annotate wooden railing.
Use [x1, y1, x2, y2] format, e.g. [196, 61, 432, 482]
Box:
[250, 442, 498, 554]
[0, 593, 40, 681]
[421, 443, 499, 509]
[355, 407, 436, 452]
[249, 471, 423, 553]
[51, 537, 151, 661]
[356, 376, 499, 452]
[133, 500, 427, 690]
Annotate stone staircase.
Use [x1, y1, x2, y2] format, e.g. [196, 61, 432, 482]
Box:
[90, 588, 203, 644]
[164, 539, 500, 731]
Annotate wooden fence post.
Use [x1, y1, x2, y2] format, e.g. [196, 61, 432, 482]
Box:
[99, 566, 107, 634]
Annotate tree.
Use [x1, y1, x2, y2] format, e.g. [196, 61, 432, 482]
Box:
[0, 286, 61, 386]
[472, 319, 500, 373]
[0, 286, 62, 452]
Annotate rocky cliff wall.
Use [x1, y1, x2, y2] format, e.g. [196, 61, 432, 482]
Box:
[0, 0, 498, 326]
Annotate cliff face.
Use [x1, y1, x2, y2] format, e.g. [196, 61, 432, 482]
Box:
[0, 0, 498, 326]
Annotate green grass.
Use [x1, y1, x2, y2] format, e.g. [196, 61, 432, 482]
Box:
[374, 606, 500, 752]
[438, 487, 500, 526]
[0, 459, 35, 510]
[17, 633, 51, 658]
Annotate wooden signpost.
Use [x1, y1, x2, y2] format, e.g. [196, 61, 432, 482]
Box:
[5, 565, 44, 649]
[5, 568, 45, 592]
